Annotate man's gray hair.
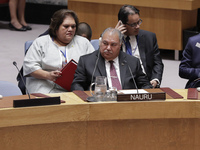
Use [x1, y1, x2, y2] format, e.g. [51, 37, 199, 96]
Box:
[101, 27, 123, 44]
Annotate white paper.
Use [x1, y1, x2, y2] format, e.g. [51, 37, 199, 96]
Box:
[118, 89, 148, 94]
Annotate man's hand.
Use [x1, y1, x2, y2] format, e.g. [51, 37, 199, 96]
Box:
[115, 20, 127, 34]
[150, 80, 158, 88]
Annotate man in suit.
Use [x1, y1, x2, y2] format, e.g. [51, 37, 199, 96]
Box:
[179, 34, 200, 88]
[71, 27, 152, 91]
[115, 5, 164, 88]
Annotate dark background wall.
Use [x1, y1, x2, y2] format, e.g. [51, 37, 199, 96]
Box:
[0, 3, 67, 24]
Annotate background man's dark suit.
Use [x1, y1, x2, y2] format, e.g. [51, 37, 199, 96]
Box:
[179, 34, 200, 88]
[136, 29, 164, 84]
[71, 50, 152, 91]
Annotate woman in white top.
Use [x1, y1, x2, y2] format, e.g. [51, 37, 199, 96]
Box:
[23, 9, 94, 94]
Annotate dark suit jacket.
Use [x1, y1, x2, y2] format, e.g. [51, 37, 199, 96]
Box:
[179, 34, 200, 88]
[132, 30, 164, 84]
[71, 50, 152, 91]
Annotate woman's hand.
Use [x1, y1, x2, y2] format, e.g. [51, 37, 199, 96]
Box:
[30, 69, 61, 81]
[47, 70, 62, 81]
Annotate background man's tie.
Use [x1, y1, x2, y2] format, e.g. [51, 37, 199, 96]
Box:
[125, 36, 132, 55]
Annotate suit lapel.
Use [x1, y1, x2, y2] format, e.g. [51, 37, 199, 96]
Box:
[96, 52, 107, 76]
[119, 52, 127, 88]
[137, 31, 147, 71]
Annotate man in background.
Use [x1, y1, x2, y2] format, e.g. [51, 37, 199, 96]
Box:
[115, 5, 164, 88]
[77, 22, 92, 41]
[179, 34, 200, 88]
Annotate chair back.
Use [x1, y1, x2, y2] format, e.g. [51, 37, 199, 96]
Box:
[0, 81, 22, 96]
[16, 40, 33, 95]
[24, 40, 33, 54]
[90, 39, 99, 50]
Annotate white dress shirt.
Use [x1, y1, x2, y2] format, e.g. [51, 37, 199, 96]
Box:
[122, 35, 146, 74]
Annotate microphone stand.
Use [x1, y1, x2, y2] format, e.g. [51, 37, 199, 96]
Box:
[12, 61, 61, 107]
[13, 61, 30, 99]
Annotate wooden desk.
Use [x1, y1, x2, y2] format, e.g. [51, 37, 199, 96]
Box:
[68, 0, 200, 60]
[0, 89, 200, 150]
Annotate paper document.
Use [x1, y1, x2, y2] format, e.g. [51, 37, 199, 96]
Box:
[118, 89, 148, 94]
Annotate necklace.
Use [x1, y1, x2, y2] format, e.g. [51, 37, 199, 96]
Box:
[52, 37, 68, 66]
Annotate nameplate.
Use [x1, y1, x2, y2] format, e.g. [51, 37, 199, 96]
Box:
[117, 92, 166, 101]
[13, 97, 61, 108]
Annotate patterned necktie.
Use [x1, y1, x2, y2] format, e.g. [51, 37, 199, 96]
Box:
[109, 61, 122, 90]
[125, 36, 132, 55]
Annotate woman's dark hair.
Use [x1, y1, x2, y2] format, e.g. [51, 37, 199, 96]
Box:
[118, 5, 140, 24]
[49, 9, 79, 38]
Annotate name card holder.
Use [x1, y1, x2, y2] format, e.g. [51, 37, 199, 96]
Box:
[13, 97, 61, 108]
[117, 92, 166, 101]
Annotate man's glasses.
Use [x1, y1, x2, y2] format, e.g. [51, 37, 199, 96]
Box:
[126, 19, 142, 28]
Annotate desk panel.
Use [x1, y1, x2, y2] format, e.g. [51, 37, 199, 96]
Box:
[0, 89, 200, 149]
[69, 0, 200, 10]
[68, 0, 200, 51]
[0, 122, 87, 150]
[87, 119, 197, 150]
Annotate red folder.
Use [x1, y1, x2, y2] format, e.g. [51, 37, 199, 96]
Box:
[54, 59, 77, 91]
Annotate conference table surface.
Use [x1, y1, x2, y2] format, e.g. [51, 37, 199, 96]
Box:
[1, 89, 200, 150]
[0, 89, 196, 128]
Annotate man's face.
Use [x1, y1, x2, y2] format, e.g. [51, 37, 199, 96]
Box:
[56, 15, 76, 45]
[124, 14, 141, 36]
[100, 31, 121, 61]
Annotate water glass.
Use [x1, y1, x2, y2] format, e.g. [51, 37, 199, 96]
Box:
[109, 87, 117, 101]
[90, 76, 107, 101]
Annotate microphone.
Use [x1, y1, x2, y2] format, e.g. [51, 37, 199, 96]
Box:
[13, 61, 30, 99]
[117, 60, 166, 101]
[91, 50, 100, 84]
[123, 60, 139, 94]
[12, 61, 61, 107]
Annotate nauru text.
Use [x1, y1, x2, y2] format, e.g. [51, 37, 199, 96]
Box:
[130, 94, 153, 101]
